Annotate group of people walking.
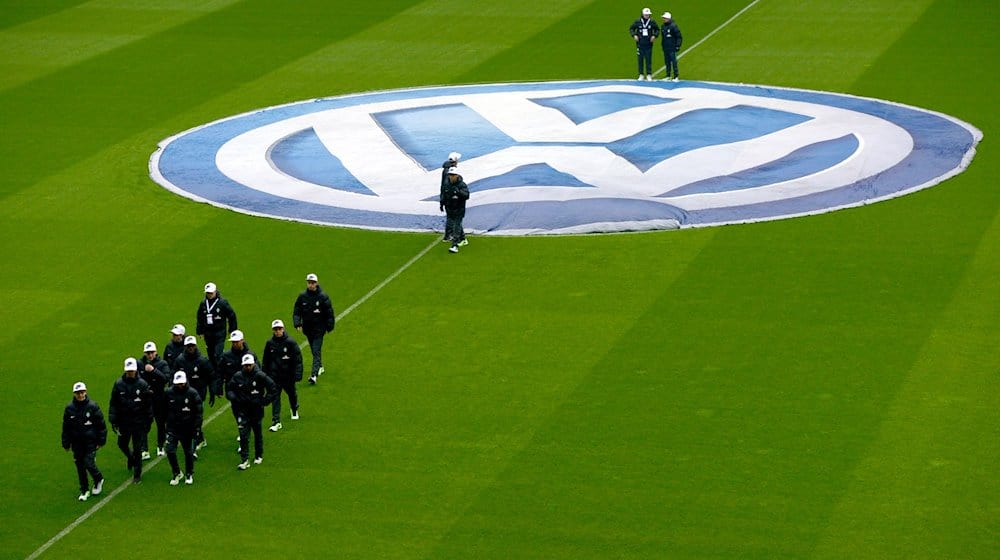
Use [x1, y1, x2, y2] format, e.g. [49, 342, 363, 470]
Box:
[630, 7, 683, 81]
[61, 274, 336, 501]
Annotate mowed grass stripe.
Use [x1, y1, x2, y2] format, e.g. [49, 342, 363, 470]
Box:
[0, 0, 426, 199]
[0, 0, 241, 92]
[0, 0, 89, 32]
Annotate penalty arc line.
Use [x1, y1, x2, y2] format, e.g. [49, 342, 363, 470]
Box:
[25, 237, 440, 560]
[652, 0, 761, 78]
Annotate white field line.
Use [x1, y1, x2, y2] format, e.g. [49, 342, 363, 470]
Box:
[26, 237, 440, 560]
[653, 0, 761, 78]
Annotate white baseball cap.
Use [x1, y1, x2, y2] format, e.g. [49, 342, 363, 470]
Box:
[662, 11, 671, 19]
[447, 166, 458, 174]
[183, 336, 197, 346]
[448, 151, 462, 161]
[642, 8, 651, 15]
[272, 319, 284, 329]
[143, 341, 157, 353]
[170, 324, 186, 336]
[73, 382, 87, 392]
[204, 282, 217, 293]
[173, 371, 187, 384]
[306, 273, 318, 282]
[229, 330, 244, 342]
[241, 354, 255, 366]
[123, 357, 138, 371]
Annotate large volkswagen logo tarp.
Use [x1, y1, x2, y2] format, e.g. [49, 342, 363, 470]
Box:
[150, 80, 981, 235]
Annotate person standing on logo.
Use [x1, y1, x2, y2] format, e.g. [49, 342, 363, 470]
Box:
[443, 167, 470, 254]
[196, 282, 238, 370]
[263, 319, 304, 431]
[228, 354, 278, 470]
[630, 8, 658, 80]
[165, 371, 202, 486]
[62, 382, 107, 502]
[293, 273, 335, 385]
[108, 357, 152, 484]
[660, 12, 683, 81]
[138, 341, 170, 460]
[439, 151, 462, 242]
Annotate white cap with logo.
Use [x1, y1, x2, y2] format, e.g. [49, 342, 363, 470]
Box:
[171, 324, 186, 336]
[272, 319, 284, 329]
[204, 282, 217, 293]
[662, 11, 671, 19]
[184, 336, 197, 346]
[143, 341, 157, 353]
[229, 330, 244, 342]
[124, 357, 138, 371]
[241, 354, 255, 366]
[448, 151, 462, 161]
[642, 7, 651, 15]
[173, 371, 187, 384]
[73, 382, 87, 392]
[306, 273, 318, 282]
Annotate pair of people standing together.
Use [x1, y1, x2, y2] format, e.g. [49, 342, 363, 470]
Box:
[630, 8, 683, 81]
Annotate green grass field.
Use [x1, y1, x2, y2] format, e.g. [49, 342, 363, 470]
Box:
[1, 0, 997, 558]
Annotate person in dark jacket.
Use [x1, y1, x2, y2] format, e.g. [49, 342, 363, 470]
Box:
[62, 382, 107, 501]
[195, 282, 238, 370]
[660, 12, 683, 81]
[108, 357, 153, 484]
[163, 324, 187, 371]
[293, 273, 335, 384]
[138, 340, 171, 460]
[227, 354, 278, 470]
[263, 319, 304, 431]
[217, 329, 257, 448]
[439, 151, 461, 242]
[164, 371, 203, 486]
[173, 335, 214, 450]
[630, 8, 659, 80]
[442, 167, 470, 254]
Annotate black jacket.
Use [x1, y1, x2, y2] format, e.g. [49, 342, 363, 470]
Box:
[263, 333, 304, 382]
[173, 349, 214, 395]
[62, 397, 107, 449]
[108, 375, 153, 428]
[164, 385, 203, 431]
[660, 20, 682, 52]
[442, 176, 470, 210]
[630, 17, 659, 47]
[439, 158, 459, 206]
[195, 293, 237, 338]
[139, 355, 171, 402]
[226, 366, 278, 416]
[292, 286, 335, 334]
[163, 339, 186, 371]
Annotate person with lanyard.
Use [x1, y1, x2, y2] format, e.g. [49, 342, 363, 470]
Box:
[195, 282, 238, 370]
[629, 7, 659, 81]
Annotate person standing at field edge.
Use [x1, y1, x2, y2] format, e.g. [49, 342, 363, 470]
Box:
[62, 382, 107, 501]
[108, 357, 152, 484]
[440, 151, 461, 242]
[293, 273, 335, 384]
[196, 282, 238, 370]
[442, 167, 470, 253]
[630, 7, 659, 80]
[660, 11, 683, 81]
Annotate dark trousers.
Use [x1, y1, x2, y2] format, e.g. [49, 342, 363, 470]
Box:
[72, 444, 102, 493]
[637, 45, 653, 75]
[204, 334, 225, 369]
[237, 409, 265, 461]
[271, 377, 298, 423]
[117, 424, 145, 479]
[142, 400, 166, 452]
[305, 330, 325, 375]
[166, 427, 197, 476]
[663, 48, 679, 77]
[193, 385, 208, 445]
[445, 206, 466, 245]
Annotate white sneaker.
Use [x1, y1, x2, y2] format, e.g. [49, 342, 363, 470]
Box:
[308, 375, 317, 384]
[449, 246, 459, 253]
[458, 239, 469, 247]
[140, 451, 151, 460]
[269, 422, 282, 432]
[638, 74, 644, 80]
[170, 473, 183, 486]
[78, 491, 90, 502]
[253, 457, 263, 465]
[672, 77, 679, 82]
[196, 439, 207, 450]
[317, 367, 325, 376]
[92, 478, 104, 496]
[237, 460, 250, 470]
[156, 448, 165, 457]
[185, 475, 194, 485]
[291, 410, 299, 420]
[646, 75, 653, 81]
